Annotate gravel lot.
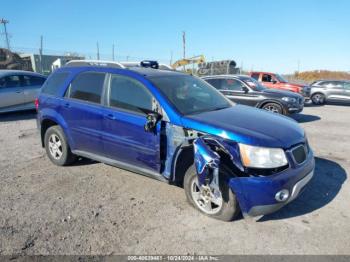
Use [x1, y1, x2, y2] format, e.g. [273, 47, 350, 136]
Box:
[0, 104, 349, 255]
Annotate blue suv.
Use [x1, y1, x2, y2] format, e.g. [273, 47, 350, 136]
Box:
[37, 62, 315, 221]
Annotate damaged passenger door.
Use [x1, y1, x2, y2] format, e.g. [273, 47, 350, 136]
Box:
[101, 73, 162, 173]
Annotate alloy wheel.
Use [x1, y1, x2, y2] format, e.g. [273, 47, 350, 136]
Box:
[312, 94, 325, 104]
[48, 134, 63, 160]
[190, 177, 223, 215]
[264, 104, 280, 113]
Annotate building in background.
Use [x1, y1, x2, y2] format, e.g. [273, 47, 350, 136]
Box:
[19, 53, 84, 75]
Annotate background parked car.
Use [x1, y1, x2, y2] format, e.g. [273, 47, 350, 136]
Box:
[310, 80, 350, 105]
[0, 70, 46, 113]
[203, 75, 304, 115]
[249, 71, 311, 98]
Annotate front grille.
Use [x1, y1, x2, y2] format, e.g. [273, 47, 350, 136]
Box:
[291, 145, 307, 164]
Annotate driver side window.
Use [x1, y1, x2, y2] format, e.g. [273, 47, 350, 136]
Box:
[109, 74, 154, 114]
[222, 79, 245, 91]
[262, 74, 272, 82]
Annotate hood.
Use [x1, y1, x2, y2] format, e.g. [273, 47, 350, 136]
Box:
[262, 88, 303, 99]
[181, 105, 305, 149]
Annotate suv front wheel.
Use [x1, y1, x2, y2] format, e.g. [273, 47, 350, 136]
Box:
[184, 165, 240, 221]
[44, 125, 77, 166]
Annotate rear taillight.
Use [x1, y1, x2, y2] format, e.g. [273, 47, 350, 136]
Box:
[34, 98, 39, 111]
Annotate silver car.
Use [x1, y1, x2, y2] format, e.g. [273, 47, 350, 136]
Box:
[0, 70, 46, 113]
[310, 80, 350, 105]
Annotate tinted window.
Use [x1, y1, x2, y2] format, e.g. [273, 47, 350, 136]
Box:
[23, 75, 46, 86]
[109, 74, 153, 113]
[41, 72, 69, 95]
[240, 77, 266, 91]
[0, 75, 21, 88]
[251, 73, 260, 80]
[321, 81, 342, 88]
[222, 79, 245, 91]
[151, 75, 232, 115]
[67, 72, 105, 104]
[205, 79, 222, 90]
[262, 74, 272, 82]
[344, 82, 350, 90]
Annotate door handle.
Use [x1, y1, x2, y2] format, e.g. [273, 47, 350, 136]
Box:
[15, 90, 22, 93]
[64, 102, 71, 108]
[105, 113, 116, 120]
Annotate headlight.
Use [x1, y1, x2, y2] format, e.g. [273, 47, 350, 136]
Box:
[239, 143, 288, 168]
[282, 97, 296, 103]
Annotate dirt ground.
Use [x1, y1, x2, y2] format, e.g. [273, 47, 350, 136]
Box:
[0, 104, 349, 255]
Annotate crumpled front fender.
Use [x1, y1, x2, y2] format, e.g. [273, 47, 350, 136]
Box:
[193, 137, 220, 186]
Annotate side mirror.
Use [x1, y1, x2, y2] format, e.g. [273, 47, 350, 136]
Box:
[144, 112, 162, 133]
[272, 80, 277, 84]
[243, 86, 249, 93]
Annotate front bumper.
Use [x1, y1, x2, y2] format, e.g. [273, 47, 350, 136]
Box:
[228, 147, 315, 217]
[287, 104, 304, 113]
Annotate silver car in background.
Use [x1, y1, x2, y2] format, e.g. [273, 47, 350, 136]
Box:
[310, 80, 350, 105]
[0, 70, 46, 113]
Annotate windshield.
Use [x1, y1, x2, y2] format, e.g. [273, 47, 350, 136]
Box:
[275, 74, 288, 83]
[150, 75, 233, 115]
[239, 76, 266, 91]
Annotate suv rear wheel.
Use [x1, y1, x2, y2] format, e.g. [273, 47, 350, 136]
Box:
[184, 165, 240, 221]
[44, 125, 77, 166]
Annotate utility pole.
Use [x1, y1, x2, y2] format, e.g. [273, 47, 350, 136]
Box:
[0, 18, 10, 50]
[182, 31, 186, 71]
[39, 35, 43, 73]
[170, 50, 173, 66]
[96, 42, 100, 60]
[126, 55, 129, 61]
[112, 44, 115, 61]
[297, 60, 300, 74]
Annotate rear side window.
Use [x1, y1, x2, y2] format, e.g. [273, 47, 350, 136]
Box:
[23, 75, 46, 86]
[41, 72, 69, 95]
[108, 74, 153, 113]
[251, 73, 260, 81]
[66, 72, 106, 104]
[205, 79, 222, 90]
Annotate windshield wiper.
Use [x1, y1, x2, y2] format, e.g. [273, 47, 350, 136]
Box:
[211, 106, 229, 111]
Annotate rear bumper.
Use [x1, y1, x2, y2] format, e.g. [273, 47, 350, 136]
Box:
[228, 148, 315, 217]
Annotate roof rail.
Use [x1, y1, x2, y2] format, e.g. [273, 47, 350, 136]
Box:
[65, 59, 174, 71]
[65, 60, 126, 69]
[120, 60, 173, 70]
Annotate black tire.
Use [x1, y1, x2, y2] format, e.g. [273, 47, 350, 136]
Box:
[44, 125, 77, 166]
[311, 93, 326, 105]
[184, 165, 240, 221]
[261, 102, 283, 114]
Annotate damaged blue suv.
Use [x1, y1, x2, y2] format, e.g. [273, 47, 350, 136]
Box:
[37, 61, 315, 221]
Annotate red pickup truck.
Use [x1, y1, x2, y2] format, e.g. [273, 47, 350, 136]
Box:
[249, 72, 310, 97]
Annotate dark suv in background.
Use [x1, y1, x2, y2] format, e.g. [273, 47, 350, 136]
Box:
[203, 75, 304, 115]
[310, 80, 350, 105]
